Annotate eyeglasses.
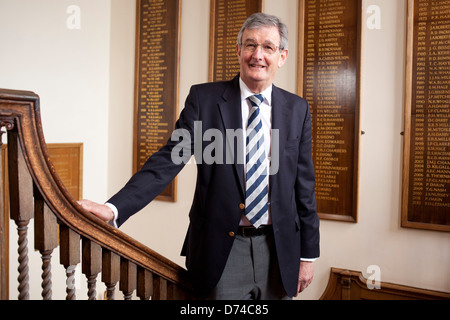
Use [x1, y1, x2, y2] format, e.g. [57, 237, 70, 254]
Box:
[241, 40, 282, 55]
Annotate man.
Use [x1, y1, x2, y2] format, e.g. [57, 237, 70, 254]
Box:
[79, 13, 319, 299]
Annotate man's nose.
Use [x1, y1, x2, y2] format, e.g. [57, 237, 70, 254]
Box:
[252, 45, 264, 60]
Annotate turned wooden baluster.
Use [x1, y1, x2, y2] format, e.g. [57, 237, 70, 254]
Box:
[0, 128, 8, 300]
[81, 238, 102, 300]
[60, 225, 80, 300]
[102, 249, 120, 300]
[120, 258, 136, 300]
[137, 267, 153, 300]
[7, 131, 33, 300]
[34, 188, 58, 300]
[167, 281, 183, 300]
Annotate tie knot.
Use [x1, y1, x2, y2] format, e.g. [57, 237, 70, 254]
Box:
[248, 94, 264, 107]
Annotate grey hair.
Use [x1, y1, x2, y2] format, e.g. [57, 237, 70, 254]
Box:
[237, 13, 289, 51]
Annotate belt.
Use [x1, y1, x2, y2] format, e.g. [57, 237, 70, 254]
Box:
[237, 225, 272, 237]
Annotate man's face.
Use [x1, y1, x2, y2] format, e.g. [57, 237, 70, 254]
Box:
[237, 26, 288, 93]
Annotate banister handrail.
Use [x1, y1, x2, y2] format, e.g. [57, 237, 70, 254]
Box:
[0, 88, 193, 299]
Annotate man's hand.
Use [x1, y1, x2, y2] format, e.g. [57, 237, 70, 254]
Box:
[296, 261, 314, 296]
[78, 199, 114, 223]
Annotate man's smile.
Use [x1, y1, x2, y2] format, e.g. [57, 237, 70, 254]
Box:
[249, 64, 266, 69]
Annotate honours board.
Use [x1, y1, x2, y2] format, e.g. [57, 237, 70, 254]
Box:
[47, 144, 83, 201]
[133, 0, 181, 202]
[298, 0, 362, 222]
[402, 0, 450, 232]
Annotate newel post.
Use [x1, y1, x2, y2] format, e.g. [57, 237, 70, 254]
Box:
[7, 130, 34, 300]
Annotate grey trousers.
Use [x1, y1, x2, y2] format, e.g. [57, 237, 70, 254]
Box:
[208, 232, 290, 300]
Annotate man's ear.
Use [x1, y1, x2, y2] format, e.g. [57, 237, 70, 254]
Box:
[278, 49, 288, 68]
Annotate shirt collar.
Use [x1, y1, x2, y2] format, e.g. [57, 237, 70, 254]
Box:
[239, 77, 272, 106]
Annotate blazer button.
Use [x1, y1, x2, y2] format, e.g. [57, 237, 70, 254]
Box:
[239, 203, 245, 210]
[228, 231, 235, 237]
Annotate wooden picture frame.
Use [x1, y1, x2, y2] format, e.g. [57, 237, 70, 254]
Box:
[47, 143, 83, 201]
[133, 0, 182, 202]
[401, 0, 450, 232]
[297, 0, 362, 223]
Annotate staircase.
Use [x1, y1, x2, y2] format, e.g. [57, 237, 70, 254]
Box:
[0, 88, 194, 300]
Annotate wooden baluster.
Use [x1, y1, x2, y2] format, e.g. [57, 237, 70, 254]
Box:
[60, 225, 80, 300]
[120, 258, 136, 300]
[7, 131, 33, 300]
[0, 129, 8, 300]
[15, 221, 30, 300]
[167, 282, 181, 300]
[153, 275, 168, 300]
[82, 238, 102, 300]
[102, 249, 120, 300]
[137, 267, 153, 300]
[34, 189, 58, 300]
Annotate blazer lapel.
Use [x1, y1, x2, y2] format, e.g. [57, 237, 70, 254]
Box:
[218, 76, 245, 196]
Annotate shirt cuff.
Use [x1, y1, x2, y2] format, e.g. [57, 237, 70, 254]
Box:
[300, 257, 317, 262]
[105, 202, 119, 228]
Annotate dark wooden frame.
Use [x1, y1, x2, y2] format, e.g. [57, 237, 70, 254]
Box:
[297, 0, 362, 223]
[133, 0, 182, 202]
[401, 0, 450, 232]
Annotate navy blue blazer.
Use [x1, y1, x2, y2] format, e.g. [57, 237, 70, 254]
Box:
[108, 75, 320, 297]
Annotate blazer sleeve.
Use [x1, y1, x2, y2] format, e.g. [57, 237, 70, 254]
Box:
[295, 100, 320, 259]
[107, 85, 201, 227]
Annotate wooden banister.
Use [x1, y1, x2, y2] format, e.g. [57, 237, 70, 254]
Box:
[320, 268, 450, 300]
[0, 88, 194, 300]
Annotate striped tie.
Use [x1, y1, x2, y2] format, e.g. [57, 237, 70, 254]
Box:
[245, 94, 269, 228]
